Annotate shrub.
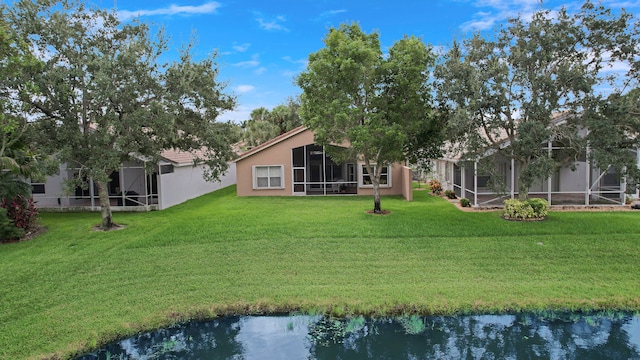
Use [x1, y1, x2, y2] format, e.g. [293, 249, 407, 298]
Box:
[444, 190, 456, 199]
[460, 198, 470, 207]
[503, 198, 548, 220]
[1, 195, 39, 234]
[0, 208, 24, 242]
[527, 198, 549, 218]
[428, 179, 442, 195]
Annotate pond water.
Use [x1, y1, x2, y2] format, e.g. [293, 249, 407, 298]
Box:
[78, 312, 640, 359]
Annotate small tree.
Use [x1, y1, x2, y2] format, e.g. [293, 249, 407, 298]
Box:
[297, 23, 442, 213]
[7, 0, 236, 229]
[435, 1, 637, 200]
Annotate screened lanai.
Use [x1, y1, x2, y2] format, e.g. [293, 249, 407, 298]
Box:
[291, 144, 359, 196]
[437, 146, 637, 207]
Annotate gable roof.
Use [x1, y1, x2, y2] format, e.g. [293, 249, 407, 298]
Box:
[234, 125, 308, 162]
[159, 141, 246, 166]
[159, 148, 205, 166]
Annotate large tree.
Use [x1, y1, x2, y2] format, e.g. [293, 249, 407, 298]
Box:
[297, 23, 442, 213]
[435, 1, 637, 200]
[0, 15, 51, 199]
[7, 0, 236, 229]
[585, 88, 640, 188]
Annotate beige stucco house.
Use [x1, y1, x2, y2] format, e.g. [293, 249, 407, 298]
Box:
[234, 126, 413, 201]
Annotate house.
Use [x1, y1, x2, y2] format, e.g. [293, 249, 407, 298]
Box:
[429, 114, 638, 207]
[234, 126, 414, 201]
[32, 149, 236, 211]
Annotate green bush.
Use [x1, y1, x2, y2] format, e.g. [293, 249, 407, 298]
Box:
[0, 195, 38, 242]
[527, 198, 549, 218]
[460, 198, 470, 207]
[0, 208, 24, 242]
[444, 189, 456, 199]
[503, 198, 548, 220]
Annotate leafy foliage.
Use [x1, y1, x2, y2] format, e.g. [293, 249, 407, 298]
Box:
[297, 23, 442, 212]
[503, 198, 549, 220]
[435, 2, 638, 199]
[460, 198, 471, 207]
[0, 207, 23, 242]
[428, 179, 443, 195]
[444, 189, 456, 199]
[241, 97, 303, 147]
[6, 0, 236, 229]
[584, 89, 640, 187]
[0, 194, 38, 241]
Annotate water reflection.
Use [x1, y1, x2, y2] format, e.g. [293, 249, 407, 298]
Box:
[78, 312, 640, 359]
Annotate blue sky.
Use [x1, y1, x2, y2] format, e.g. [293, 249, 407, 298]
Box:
[110, 0, 639, 123]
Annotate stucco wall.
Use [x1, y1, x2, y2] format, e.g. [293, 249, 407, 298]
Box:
[236, 129, 407, 197]
[356, 163, 405, 197]
[158, 162, 236, 209]
[236, 130, 315, 196]
[401, 166, 413, 201]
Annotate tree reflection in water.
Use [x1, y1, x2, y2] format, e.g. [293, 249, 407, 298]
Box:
[78, 312, 640, 359]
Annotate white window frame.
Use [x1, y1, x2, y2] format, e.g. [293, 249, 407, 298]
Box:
[359, 164, 392, 188]
[252, 165, 285, 190]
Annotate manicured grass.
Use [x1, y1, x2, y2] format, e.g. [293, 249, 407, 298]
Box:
[2, 185, 640, 359]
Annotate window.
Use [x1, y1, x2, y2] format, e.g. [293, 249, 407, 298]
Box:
[31, 182, 45, 194]
[253, 165, 284, 189]
[359, 164, 391, 188]
[160, 164, 174, 174]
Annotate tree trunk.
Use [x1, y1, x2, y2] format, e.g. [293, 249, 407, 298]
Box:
[95, 180, 113, 229]
[373, 182, 382, 214]
[518, 160, 529, 201]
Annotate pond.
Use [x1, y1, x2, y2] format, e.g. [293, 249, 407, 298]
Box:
[78, 312, 640, 359]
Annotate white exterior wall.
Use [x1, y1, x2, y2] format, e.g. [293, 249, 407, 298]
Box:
[32, 164, 71, 208]
[158, 162, 236, 210]
[559, 163, 587, 192]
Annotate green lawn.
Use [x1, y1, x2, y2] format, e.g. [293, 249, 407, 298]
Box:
[2, 185, 640, 359]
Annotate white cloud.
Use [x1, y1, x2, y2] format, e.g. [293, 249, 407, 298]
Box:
[233, 54, 260, 68]
[254, 67, 267, 75]
[232, 43, 251, 52]
[458, 0, 547, 32]
[235, 85, 255, 93]
[315, 9, 347, 21]
[254, 12, 289, 32]
[218, 103, 274, 123]
[602, 1, 640, 9]
[282, 70, 299, 78]
[282, 56, 307, 78]
[282, 56, 307, 66]
[118, 2, 221, 20]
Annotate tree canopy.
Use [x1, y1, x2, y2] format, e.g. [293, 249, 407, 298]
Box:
[6, 0, 236, 229]
[0, 14, 51, 200]
[435, 1, 638, 199]
[242, 97, 302, 147]
[297, 23, 442, 213]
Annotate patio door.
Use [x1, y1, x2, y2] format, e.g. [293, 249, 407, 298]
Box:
[292, 146, 306, 195]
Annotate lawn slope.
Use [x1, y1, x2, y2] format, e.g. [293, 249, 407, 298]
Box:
[1, 186, 639, 359]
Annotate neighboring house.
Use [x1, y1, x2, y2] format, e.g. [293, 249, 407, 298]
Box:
[234, 126, 414, 201]
[32, 149, 236, 211]
[430, 114, 638, 207]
